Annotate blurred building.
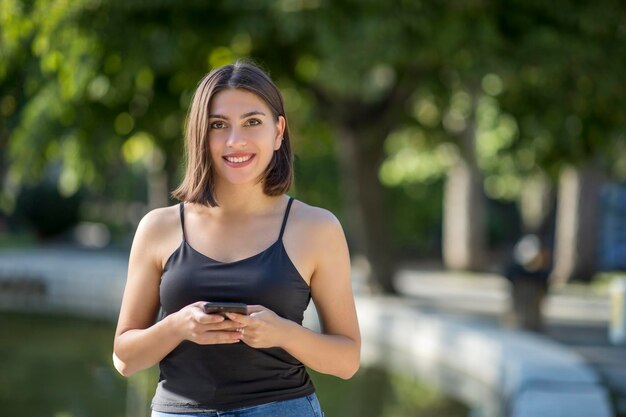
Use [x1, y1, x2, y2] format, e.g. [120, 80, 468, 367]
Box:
[600, 183, 626, 271]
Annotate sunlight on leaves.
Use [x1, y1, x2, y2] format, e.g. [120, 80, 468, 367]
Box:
[481, 73, 503, 96]
[231, 32, 252, 55]
[295, 55, 319, 81]
[209, 46, 235, 70]
[380, 128, 457, 186]
[114, 113, 135, 136]
[122, 132, 155, 165]
[135, 67, 154, 92]
[413, 96, 440, 128]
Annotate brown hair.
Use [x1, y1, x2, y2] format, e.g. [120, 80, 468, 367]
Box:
[172, 60, 294, 206]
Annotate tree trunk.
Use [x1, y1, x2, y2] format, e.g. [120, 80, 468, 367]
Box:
[146, 148, 169, 210]
[551, 164, 604, 284]
[519, 172, 555, 237]
[442, 96, 486, 271]
[334, 125, 396, 294]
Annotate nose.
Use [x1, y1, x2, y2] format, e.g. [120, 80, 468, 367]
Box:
[226, 126, 247, 148]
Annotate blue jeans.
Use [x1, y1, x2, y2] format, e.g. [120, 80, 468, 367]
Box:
[151, 393, 324, 417]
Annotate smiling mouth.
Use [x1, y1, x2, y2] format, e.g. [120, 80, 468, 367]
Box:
[223, 154, 255, 164]
[224, 155, 254, 164]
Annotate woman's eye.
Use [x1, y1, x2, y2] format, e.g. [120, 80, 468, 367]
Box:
[245, 118, 261, 126]
[210, 121, 226, 129]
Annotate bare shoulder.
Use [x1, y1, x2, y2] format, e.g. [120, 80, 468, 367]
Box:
[283, 199, 347, 282]
[290, 199, 345, 242]
[136, 204, 181, 239]
[132, 204, 183, 268]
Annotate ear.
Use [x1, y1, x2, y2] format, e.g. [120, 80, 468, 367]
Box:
[274, 115, 286, 151]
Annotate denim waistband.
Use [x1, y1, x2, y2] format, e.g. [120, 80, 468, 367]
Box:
[151, 393, 323, 417]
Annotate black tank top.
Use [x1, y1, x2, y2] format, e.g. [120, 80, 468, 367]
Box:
[152, 196, 315, 412]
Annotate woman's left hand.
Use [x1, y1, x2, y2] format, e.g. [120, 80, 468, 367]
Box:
[225, 305, 291, 349]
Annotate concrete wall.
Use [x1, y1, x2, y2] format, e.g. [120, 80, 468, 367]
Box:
[352, 297, 613, 417]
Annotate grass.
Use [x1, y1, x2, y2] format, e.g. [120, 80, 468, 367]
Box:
[311, 367, 469, 417]
[0, 232, 39, 249]
[0, 312, 470, 417]
[0, 312, 128, 417]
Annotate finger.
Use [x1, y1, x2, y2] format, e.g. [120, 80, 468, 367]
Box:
[246, 305, 266, 314]
[192, 305, 224, 322]
[203, 320, 243, 331]
[200, 331, 242, 344]
[225, 312, 251, 324]
[197, 313, 226, 324]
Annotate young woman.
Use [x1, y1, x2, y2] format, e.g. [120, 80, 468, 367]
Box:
[112, 61, 360, 417]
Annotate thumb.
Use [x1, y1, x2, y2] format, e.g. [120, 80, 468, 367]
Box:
[247, 305, 267, 314]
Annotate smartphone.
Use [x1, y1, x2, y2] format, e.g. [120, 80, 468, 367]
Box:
[203, 302, 248, 318]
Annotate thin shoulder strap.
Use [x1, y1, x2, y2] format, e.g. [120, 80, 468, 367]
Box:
[179, 202, 187, 242]
[278, 197, 294, 241]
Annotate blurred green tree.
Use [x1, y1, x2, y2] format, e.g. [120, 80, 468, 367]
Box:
[2, 0, 625, 291]
[494, 1, 626, 282]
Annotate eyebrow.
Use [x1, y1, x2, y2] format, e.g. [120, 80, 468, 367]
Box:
[208, 110, 266, 120]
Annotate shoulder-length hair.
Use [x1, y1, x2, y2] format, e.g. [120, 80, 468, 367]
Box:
[172, 60, 294, 207]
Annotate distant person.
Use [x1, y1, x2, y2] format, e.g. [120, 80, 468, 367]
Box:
[503, 234, 552, 331]
[112, 61, 360, 417]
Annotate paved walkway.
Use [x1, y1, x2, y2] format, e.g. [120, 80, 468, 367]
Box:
[392, 266, 626, 417]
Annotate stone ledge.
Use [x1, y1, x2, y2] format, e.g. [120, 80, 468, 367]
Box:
[353, 296, 613, 417]
[0, 248, 128, 321]
[511, 387, 612, 417]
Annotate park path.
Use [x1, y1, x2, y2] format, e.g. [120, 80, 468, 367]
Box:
[393, 267, 626, 416]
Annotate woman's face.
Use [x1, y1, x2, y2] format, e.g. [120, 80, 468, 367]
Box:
[208, 88, 285, 188]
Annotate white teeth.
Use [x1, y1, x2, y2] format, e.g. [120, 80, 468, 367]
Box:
[225, 155, 252, 163]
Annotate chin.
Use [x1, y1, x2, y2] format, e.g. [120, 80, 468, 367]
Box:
[220, 176, 262, 187]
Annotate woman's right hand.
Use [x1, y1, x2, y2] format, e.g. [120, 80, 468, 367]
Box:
[171, 302, 244, 345]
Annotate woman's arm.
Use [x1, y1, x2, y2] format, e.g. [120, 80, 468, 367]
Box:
[227, 211, 361, 379]
[113, 209, 242, 377]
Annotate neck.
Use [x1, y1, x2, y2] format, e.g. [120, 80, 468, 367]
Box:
[208, 181, 285, 218]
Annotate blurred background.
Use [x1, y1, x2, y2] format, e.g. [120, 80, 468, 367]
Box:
[1, 1, 626, 416]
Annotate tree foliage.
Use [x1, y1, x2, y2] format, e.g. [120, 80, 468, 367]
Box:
[2, 0, 625, 254]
